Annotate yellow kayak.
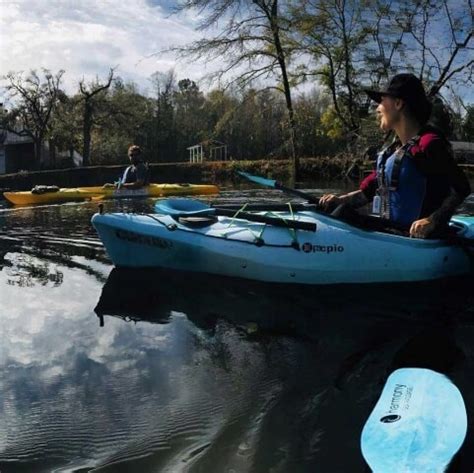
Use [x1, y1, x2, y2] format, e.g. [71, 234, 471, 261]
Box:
[3, 183, 219, 205]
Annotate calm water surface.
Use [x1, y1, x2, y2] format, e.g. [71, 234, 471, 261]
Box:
[0, 184, 474, 473]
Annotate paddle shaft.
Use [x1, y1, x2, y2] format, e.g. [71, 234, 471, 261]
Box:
[238, 171, 474, 245]
[275, 182, 320, 204]
[237, 170, 321, 205]
[214, 203, 316, 212]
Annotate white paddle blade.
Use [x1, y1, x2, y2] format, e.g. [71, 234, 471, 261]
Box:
[361, 368, 467, 472]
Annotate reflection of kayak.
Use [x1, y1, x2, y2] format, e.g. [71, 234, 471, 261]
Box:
[94, 268, 474, 329]
[91, 199, 474, 285]
[3, 183, 219, 205]
[95, 268, 471, 470]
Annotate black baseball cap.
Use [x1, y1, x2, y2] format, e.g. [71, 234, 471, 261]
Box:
[364, 73, 428, 104]
[365, 73, 432, 123]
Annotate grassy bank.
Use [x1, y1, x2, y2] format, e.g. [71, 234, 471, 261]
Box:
[202, 156, 363, 183]
[1, 157, 473, 194]
[0, 156, 362, 193]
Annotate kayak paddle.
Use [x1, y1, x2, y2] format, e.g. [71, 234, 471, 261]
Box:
[237, 171, 320, 204]
[237, 171, 474, 247]
[361, 368, 467, 472]
[155, 198, 316, 232]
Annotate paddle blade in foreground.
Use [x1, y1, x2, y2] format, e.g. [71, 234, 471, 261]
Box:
[361, 368, 467, 472]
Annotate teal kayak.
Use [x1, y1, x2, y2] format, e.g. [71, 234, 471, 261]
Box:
[91, 199, 474, 285]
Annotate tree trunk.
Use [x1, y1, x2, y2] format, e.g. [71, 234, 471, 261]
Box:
[49, 138, 56, 168]
[82, 102, 92, 166]
[269, 0, 298, 185]
[34, 135, 43, 170]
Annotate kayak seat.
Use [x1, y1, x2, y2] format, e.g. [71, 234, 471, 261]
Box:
[156, 198, 213, 216]
[177, 215, 218, 227]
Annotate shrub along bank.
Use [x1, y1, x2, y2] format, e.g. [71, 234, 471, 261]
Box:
[0, 157, 472, 194]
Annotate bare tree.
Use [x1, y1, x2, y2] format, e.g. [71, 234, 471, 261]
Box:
[422, 0, 473, 96]
[173, 0, 300, 181]
[79, 68, 115, 166]
[295, 0, 472, 146]
[362, 1, 422, 85]
[364, 0, 473, 95]
[3, 69, 64, 168]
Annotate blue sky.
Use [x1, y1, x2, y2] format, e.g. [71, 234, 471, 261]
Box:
[1, 0, 472, 105]
[0, 0, 202, 98]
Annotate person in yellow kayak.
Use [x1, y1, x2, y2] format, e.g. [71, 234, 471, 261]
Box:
[319, 73, 471, 239]
[104, 145, 149, 189]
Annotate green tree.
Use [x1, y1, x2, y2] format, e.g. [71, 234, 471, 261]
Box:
[294, 0, 373, 144]
[294, 90, 340, 156]
[91, 79, 151, 164]
[206, 87, 287, 160]
[145, 70, 177, 162]
[175, 0, 300, 181]
[174, 79, 207, 160]
[202, 88, 239, 153]
[49, 93, 82, 166]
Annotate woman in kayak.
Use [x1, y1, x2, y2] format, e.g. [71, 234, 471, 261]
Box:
[319, 73, 471, 238]
[104, 145, 149, 189]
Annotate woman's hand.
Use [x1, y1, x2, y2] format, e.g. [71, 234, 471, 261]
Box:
[409, 218, 436, 239]
[319, 194, 342, 211]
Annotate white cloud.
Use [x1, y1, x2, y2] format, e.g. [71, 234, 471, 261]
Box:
[0, 0, 201, 96]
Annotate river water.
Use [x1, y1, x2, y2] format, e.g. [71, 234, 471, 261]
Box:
[0, 184, 474, 473]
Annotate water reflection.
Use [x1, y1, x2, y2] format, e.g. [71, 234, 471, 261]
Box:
[3, 253, 64, 287]
[94, 268, 474, 472]
[0, 191, 473, 472]
[0, 204, 111, 284]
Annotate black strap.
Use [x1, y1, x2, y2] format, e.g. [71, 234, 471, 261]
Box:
[377, 145, 394, 191]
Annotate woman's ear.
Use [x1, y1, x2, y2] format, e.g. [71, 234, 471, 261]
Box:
[394, 98, 405, 111]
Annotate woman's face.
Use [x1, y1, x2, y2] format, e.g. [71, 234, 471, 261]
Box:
[376, 96, 403, 131]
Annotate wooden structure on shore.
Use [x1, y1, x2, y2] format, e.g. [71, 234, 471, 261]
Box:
[187, 140, 228, 163]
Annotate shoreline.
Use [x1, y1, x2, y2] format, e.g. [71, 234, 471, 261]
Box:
[1, 158, 473, 195]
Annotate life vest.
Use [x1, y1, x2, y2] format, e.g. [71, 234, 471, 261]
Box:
[120, 165, 133, 185]
[374, 135, 427, 227]
[120, 162, 149, 186]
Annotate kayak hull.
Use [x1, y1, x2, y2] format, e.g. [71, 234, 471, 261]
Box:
[3, 187, 98, 205]
[3, 183, 219, 205]
[92, 210, 474, 285]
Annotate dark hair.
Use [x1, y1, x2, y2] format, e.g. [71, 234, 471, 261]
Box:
[128, 145, 142, 155]
[426, 96, 456, 139]
[404, 99, 433, 126]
